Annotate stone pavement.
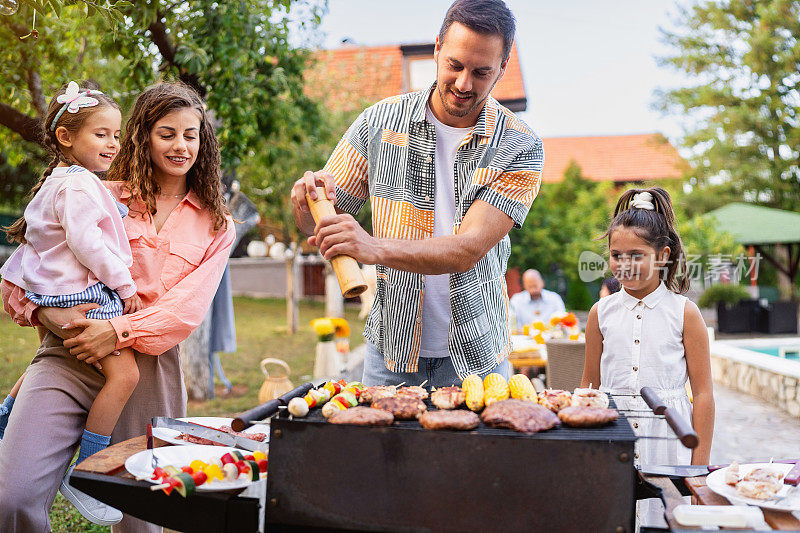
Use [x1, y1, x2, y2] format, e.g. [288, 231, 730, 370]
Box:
[710, 383, 800, 463]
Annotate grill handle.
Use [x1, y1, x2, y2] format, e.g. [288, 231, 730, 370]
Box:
[277, 382, 314, 406]
[231, 382, 314, 431]
[640, 387, 667, 415]
[664, 409, 699, 449]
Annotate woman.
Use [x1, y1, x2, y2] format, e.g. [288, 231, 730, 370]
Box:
[0, 82, 235, 533]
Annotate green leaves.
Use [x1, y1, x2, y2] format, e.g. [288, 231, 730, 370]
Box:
[1, 0, 329, 240]
[659, 0, 800, 213]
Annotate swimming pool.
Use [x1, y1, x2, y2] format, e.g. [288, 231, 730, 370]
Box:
[729, 339, 800, 360]
[711, 337, 800, 418]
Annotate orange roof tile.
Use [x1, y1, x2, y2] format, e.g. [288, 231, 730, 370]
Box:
[305, 42, 526, 113]
[541, 134, 689, 183]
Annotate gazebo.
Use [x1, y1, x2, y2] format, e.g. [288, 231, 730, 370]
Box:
[707, 202, 800, 298]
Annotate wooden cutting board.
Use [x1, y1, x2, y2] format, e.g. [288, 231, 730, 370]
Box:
[74, 435, 171, 475]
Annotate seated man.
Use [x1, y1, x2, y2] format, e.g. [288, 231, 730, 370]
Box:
[510, 269, 565, 329]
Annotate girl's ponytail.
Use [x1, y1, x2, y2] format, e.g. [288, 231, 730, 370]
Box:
[607, 186, 690, 294]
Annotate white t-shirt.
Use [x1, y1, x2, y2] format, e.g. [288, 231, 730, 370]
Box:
[419, 106, 471, 358]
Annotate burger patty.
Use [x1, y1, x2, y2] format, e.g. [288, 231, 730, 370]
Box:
[372, 396, 427, 420]
[481, 399, 560, 434]
[328, 406, 394, 426]
[418, 410, 479, 430]
[557, 406, 619, 427]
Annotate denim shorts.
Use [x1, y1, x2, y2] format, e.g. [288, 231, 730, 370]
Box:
[362, 342, 511, 388]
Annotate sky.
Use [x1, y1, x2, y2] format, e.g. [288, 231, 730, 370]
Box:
[313, 0, 693, 143]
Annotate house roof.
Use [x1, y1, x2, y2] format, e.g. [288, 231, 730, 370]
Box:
[541, 134, 689, 183]
[305, 42, 526, 112]
[706, 203, 800, 245]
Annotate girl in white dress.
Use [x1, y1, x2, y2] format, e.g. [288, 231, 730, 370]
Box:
[581, 187, 715, 525]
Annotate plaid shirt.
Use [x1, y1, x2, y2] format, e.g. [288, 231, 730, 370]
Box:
[325, 84, 544, 377]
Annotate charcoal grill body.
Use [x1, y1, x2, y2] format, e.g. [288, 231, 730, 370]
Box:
[265, 408, 637, 532]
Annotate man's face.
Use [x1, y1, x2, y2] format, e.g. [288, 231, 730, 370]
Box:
[432, 22, 507, 127]
[524, 275, 544, 299]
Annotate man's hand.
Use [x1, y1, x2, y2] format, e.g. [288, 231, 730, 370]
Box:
[62, 318, 119, 365]
[310, 213, 381, 264]
[291, 170, 337, 236]
[35, 303, 100, 340]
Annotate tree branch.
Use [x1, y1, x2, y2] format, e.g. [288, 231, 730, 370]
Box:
[22, 51, 47, 117]
[147, 12, 205, 97]
[0, 101, 43, 145]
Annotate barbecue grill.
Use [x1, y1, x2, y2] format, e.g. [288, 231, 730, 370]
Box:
[264, 398, 638, 532]
[69, 385, 703, 533]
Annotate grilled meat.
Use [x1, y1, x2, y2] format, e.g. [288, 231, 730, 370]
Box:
[372, 396, 427, 420]
[570, 388, 609, 409]
[481, 399, 560, 434]
[725, 461, 740, 486]
[725, 465, 783, 499]
[430, 386, 465, 410]
[736, 480, 781, 500]
[175, 425, 268, 446]
[537, 389, 572, 413]
[396, 386, 429, 401]
[743, 467, 784, 484]
[418, 410, 479, 431]
[359, 386, 397, 404]
[329, 406, 394, 426]
[557, 406, 619, 428]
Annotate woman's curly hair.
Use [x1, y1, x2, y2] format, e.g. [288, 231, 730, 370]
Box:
[108, 82, 228, 232]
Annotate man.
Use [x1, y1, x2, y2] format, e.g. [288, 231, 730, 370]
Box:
[291, 0, 544, 386]
[510, 269, 565, 328]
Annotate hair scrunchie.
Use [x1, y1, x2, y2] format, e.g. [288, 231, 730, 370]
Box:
[629, 191, 655, 211]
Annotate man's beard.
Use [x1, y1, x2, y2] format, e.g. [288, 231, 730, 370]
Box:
[435, 72, 501, 119]
[437, 84, 483, 118]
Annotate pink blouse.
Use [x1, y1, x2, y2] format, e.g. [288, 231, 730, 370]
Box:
[1, 181, 235, 355]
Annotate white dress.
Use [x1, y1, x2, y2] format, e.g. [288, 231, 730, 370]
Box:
[597, 281, 693, 466]
[597, 282, 693, 529]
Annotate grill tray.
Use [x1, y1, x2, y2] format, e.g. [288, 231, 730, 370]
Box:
[284, 398, 636, 442]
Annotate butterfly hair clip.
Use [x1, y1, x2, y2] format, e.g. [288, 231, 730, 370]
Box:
[50, 81, 105, 131]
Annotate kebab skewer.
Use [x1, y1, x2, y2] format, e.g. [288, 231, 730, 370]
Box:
[150, 450, 268, 497]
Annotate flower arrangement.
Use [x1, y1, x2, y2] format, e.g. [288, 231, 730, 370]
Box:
[310, 317, 350, 343]
[526, 312, 582, 344]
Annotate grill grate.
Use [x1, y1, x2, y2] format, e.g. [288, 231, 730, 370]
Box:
[278, 398, 637, 442]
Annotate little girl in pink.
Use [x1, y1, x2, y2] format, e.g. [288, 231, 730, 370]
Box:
[0, 81, 140, 525]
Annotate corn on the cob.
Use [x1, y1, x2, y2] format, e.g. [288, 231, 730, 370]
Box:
[462, 374, 484, 412]
[508, 374, 536, 401]
[483, 373, 509, 406]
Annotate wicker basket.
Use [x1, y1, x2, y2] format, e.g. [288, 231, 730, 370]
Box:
[545, 340, 585, 391]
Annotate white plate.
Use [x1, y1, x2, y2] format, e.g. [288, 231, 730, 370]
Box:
[152, 417, 270, 447]
[125, 444, 262, 491]
[706, 462, 800, 512]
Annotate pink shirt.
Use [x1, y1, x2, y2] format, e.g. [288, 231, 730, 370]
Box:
[2, 181, 236, 355]
[0, 166, 136, 298]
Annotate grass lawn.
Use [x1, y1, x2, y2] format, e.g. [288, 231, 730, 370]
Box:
[0, 296, 366, 532]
